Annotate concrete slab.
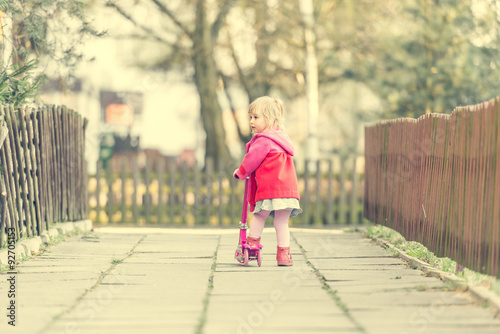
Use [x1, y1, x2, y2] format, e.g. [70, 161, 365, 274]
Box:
[293, 231, 500, 334]
[1, 228, 499, 334]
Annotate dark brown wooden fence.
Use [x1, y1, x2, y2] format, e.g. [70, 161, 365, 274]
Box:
[0, 104, 88, 247]
[88, 156, 364, 227]
[364, 96, 500, 278]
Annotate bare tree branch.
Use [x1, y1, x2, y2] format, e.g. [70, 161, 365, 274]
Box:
[111, 33, 158, 41]
[211, 0, 237, 40]
[150, 0, 193, 40]
[220, 73, 251, 143]
[106, 1, 174, 46]
[225, 29, 254, 101]
[148, 39, 192, 70]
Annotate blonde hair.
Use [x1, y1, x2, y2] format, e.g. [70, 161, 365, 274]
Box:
[248, 96, 286, 131]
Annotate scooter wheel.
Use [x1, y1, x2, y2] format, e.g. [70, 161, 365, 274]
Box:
[257, 250, 262, 267]
[243, 248, 249, 267]
[234, 249, 244, 264]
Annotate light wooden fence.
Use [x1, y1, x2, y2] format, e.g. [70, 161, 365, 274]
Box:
[364, 96, 500, 277]
[88, 157, 364, 227]
[0, 104, 88, 247]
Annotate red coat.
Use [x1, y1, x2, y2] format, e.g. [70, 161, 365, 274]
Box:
[235, 130, 300, 211]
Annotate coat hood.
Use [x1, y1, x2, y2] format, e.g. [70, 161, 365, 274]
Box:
[250, 130, 295, 156]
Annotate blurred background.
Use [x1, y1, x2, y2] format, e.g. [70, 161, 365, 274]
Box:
[1, 0, 500, 228]
[2, 0, 499, 173]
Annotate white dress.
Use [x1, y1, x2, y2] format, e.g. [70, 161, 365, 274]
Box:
[253, 198, 302, 217]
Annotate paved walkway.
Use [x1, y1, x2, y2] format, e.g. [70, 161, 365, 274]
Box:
[1, 227, 499, 334]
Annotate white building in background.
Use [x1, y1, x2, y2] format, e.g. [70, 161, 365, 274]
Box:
[39, 4, 208, 173]
[41, 59, 205, 173]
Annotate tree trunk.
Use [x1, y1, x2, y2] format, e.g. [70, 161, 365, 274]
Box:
[300, 0, 319, 163]
[193, 0, 231, 167]
[252, 1, 271, 99]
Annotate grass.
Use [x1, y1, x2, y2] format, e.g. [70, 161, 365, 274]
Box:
[365, 225, 500, 297]
[81, 232, 100, 240]
[342, 227, 362, 233]
[49, 233, 67, 246]
[442, 280, 463, 291]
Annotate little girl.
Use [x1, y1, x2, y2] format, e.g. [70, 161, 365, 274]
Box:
[233, 96, 302, 266]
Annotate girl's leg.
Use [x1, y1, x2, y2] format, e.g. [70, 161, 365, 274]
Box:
[249, 210, 271, 238]
[273, 209, 292, 247]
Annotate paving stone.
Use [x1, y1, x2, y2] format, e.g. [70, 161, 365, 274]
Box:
[0, 228, 499, 334]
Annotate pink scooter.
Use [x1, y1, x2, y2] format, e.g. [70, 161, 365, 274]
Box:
[234, 178, 262, 267]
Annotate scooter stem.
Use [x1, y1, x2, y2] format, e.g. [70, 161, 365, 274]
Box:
[240, 178, 249, 244]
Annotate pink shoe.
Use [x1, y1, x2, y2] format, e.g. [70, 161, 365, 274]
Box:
[276, 246, 293, 266]
[247, 236, 261, 249]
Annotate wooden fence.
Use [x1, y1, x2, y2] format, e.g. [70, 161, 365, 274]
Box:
[88, 157, 364, 227]
[364, 96, 500, 278]
[0, 104, 88, 247]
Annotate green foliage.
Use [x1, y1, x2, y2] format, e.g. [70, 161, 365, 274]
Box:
[0, 60, 43, 106]
[366, 224, 500, 297]
[373, 0, 500, 117]
[314, 0, 500, 119]
[399, 241, 439, 266]
[0, 0, 104, 105]
[365, 224, 405, 245]
[437, 257, 456, 273]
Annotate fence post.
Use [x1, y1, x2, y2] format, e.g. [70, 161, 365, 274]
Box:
[83, 160, 88, 220]
[95, 160, 102, 225]
[169, 157, 176, 224]
[194, 160, 201, 225]
[157, 158, 164, 225]
[326, 159, 334, 225]
[41, 107, 53, 226]
[64, 109, 73, 221]
[120, 157, 127, 223]
[314, 160, 322, 226]
[72, 112, 79, 220]
[218, 161, 223, 226]
[31, 110, 45, 232]
[144, 157, 151, 225]
[82, 118, 89, 219]
[338, 157, 347, 224]
[205, 158, 213, 225]
[106, 160, 113, 224]
[181, 161, 188, 224]
[71, 111, 78, 221]
[57, 106, 68, 222]
[132, 157, 139, 224]
[48, 106, 60, 222]
[24, 108, 42, 234]
[38, 108, 52, 227]
[349, 156, 358, 224]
